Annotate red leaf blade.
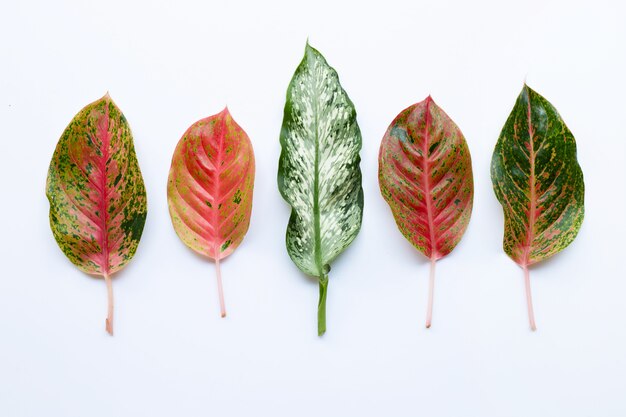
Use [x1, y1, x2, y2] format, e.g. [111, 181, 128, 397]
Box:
[167, 108, 255, 261]
[379, 97, 474, 260]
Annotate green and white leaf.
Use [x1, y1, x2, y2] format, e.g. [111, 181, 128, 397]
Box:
[278, 43, 363, 335]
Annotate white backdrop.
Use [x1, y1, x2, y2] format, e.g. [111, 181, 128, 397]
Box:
[1, 0, 625, 416]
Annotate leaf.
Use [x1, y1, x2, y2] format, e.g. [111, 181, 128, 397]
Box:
[278, 42, 363, 336]
[46, 93, 147, 335]
[491, 84, 585, 330]
[378, 96, 474, 328]
[167, 108, 255, 317]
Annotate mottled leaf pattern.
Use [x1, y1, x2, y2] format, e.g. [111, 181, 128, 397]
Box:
[379, 97, 473, 328]
[278, 43, 363, 335]
[167, 108, 255, 317]
[46, 94, 147, 334]
[491, 84, 585, 330]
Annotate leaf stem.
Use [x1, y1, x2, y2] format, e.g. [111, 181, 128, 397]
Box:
[523, 265, 537, 331]
[216, 256, 226, 318]
[317, 275, 329, 336]
[425, 258, 436, 329]
[104, 273, 114, 335]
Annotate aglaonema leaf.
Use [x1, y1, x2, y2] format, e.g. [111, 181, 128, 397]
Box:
[491, 84, 584, 330]
[167, 108, 255, 317]
[379, 96, 474, 328]
[278, 42, 363, 336]
[46, 93, 147, 335]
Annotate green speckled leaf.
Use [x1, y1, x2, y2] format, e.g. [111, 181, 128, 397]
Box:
[46, 94, 147, 334]
[491, 84, 584, 330]
[278, 43, 363, 335]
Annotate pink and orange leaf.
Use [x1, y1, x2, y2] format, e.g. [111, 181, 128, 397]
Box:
[167, 108, 255, 317]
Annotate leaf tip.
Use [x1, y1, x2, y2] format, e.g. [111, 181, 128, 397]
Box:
[304, 39, 319, 57]
[521, 82, 534, 96]
[99, 91, 117, 109]
[423, 94, 436, 111]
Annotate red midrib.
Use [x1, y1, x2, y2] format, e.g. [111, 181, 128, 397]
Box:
[98, 104, 111, 275]
[211, 112, 226, 259]
[422, 97, 438, 260]
[524, 89, 537, 267]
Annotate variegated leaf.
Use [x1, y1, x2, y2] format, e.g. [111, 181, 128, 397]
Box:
[167, 108, 255, 317]
[491, 84, 585, 330]
[46, 93, 147, 335]
[379, 96, 473, 328]
[278, 43, 363, 335]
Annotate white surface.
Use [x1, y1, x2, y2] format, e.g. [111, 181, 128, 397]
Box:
[1, 0, 625, 416]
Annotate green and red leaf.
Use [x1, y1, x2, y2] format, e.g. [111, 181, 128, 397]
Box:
[379, 96, 473, 327]
[46, 93, 147, 334]
[167, 108, 255, 317]
[491, 84, 585, 330]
